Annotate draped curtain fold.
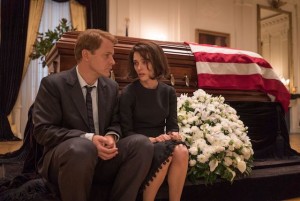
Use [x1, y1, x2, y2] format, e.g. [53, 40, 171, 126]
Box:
[5, 0, 107, 140]
[14, 0, 71, 138]
[0, 0, 30, 141]
[70, 0, 87, 31]
[12, 0, 83, 138]
[22, 0, 45, 79]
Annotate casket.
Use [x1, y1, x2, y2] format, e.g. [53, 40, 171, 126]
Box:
[46, 31, 272, 102]
[45, 31, 300, 201]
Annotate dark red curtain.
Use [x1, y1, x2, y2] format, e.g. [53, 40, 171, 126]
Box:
[0, 0, 30, 141]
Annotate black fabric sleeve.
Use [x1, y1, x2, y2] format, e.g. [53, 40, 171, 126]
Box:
[119, 86, 136, 137]
[166, 87, 179, 132]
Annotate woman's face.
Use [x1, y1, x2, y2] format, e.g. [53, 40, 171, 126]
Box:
[133, 52, 154, 82]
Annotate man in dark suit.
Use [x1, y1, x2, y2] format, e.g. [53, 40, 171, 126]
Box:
[33, 29, 154, 201]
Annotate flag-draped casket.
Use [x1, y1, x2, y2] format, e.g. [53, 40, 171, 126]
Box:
[44, 31, 300, 200]
[46, 31, 289, 109]
[187, 42, 290, 112]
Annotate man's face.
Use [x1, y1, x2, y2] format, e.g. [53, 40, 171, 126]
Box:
[87, 37, 115, 77]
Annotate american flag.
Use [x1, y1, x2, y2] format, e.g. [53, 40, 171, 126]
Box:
[186, 42, 290, 112]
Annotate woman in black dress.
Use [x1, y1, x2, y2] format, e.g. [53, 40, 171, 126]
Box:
[120, 41, 189, 201]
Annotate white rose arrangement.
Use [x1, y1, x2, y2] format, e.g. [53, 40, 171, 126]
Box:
[177, 89, 254, 184]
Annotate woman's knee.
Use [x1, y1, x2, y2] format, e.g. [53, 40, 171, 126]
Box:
[173, 144, 189, 162]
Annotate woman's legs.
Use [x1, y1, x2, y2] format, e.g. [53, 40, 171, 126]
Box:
[167, 144, 189, 201]
[143, 144, 189, 201]
[143, 158, 172, 201]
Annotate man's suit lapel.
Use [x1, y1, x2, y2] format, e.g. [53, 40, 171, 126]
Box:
[97, 78, 107, 134]
[67, 68, 90, 129]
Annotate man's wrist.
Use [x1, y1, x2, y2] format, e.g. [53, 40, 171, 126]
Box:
[105, 132, 120, 142]
[80, 133, 94, 141]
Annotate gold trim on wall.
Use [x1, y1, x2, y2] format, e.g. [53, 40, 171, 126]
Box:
[195, 29, 230, 47]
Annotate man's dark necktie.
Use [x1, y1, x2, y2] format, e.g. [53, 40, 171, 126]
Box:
[85, 86, 95, 133]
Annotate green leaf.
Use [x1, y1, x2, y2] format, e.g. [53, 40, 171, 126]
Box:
[29, 18, 76, 67]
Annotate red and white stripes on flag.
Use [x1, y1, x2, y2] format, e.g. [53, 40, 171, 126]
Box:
[186, 42, 290, 112]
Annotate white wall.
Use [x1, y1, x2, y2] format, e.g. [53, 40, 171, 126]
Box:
[108, 0, 299, 78]
[109, 0, 258, 50]
[109, 0, 300, 133]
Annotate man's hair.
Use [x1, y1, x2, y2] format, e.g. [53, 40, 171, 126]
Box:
[128, 41, 169, 79]
[74, 29, 118, 62]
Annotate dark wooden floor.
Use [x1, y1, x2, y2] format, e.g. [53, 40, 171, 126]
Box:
[1, 133, 300, 200]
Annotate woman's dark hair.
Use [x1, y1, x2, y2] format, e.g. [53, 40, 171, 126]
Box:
[128, 41, 169, 79]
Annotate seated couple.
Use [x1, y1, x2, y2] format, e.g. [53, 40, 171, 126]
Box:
[33, 29, 189, 201]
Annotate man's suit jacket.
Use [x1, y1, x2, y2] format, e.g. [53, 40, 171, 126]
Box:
[33, 67, 121, 179]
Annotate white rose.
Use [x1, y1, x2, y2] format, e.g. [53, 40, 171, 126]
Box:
[201, 111, 209, 121]
[176, 88, 253, 183]
[193, 89, 206, 97]
[241, 147, 252, 160]
[214, 145, 225, 153]
[226, 151, 233, 157]
[233, 138, 243, 149]
[189, 147, 198, 155]
[195, 139, 207, 148]
[227, 107, 237, 114]
[193, 131, 204, 140]
[182, 127, 192, 134]
[191, 126, 200, 133]
[189, 159, 197, 167]
[197, 154, 209, 163]
[211, 125, 221, 133]
[206, 135, 214, 144]
[228, 144, 235, 151]
[187, 116, 199, 124]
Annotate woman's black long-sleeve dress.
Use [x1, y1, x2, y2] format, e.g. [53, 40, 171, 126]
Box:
[120, 80, 185, 188]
